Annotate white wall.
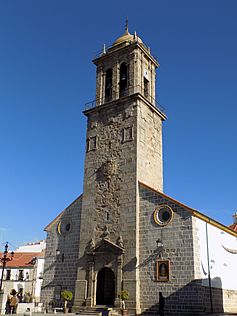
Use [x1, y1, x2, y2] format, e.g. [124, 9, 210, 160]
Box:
[15, 240, 46, 253]
[196, 218, 237, 290]
[34, 257, 45, 301]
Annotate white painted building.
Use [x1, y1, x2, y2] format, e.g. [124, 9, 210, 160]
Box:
[15, 240, 46, 253]
[0, 241, 45, 314]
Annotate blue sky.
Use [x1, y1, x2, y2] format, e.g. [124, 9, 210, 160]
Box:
[0, 0, 237, 249]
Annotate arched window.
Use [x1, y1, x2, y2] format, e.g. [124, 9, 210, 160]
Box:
[105, 68, 112, 100]
[119, 63, 128, 97]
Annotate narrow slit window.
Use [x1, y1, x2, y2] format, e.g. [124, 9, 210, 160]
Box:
[87, 136, 97, 152]
[122, 126, 134, 142]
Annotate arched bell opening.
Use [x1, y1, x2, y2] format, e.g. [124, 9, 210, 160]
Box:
[105, 68, 113, 101]
[144, 77, 149, 98]
[119, 63, 128, 97]
[96, 267, 115, 306]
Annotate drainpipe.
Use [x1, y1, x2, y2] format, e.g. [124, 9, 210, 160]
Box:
[205, 223, 213, 314]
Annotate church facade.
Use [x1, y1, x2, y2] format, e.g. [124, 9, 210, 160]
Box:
[41, 27, 237, 315]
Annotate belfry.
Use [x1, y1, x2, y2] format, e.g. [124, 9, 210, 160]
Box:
[41, 26, 237, 315]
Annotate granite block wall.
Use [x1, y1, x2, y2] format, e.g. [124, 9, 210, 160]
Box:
[41, 196, 82, 306]
[138, 184, 204, 315]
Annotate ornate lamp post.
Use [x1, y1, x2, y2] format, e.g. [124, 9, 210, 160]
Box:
[0, 242, 14, 291]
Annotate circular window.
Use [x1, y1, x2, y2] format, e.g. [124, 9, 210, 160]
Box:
[57, 220, 71, 235]
[65, 223, 71, 231]
[154, 205, 173, 226]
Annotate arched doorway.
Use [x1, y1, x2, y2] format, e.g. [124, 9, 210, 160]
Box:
[96, 267, 115, 306]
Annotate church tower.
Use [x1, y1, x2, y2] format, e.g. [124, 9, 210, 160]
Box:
[73, 25, 166, 313]
[42, 24, 237, 316]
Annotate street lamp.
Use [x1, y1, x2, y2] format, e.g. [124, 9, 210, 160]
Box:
[0, 242, 14, 291]
[156, 239, 164, 257]
[56, 249, 64, 262]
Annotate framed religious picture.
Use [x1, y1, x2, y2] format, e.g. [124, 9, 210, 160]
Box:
[156, 260, 170, 282]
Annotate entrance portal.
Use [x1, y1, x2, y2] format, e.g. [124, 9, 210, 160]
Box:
[96, 267, 115, 306]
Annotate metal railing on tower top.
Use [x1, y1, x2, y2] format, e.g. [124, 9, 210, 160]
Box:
[84, 84, 165, 114]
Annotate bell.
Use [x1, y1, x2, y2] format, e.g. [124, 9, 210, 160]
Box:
[121, 74, 126, 81]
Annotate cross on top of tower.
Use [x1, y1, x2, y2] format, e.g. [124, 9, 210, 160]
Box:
[112, 19, 143, 47]
[125, 17, 129, 33]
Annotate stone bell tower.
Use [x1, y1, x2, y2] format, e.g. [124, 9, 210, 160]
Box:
[73, 25, 166, 313]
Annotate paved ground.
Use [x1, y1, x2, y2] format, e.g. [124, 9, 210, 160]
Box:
[1, 313, 237, 316]
[0, 312, 237, 316]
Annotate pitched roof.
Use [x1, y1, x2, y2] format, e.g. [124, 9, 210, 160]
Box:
[0, 252, 43, 268]
[139, 181, 237, 237]
[44, 194, 83, 231]
[229, 223, 237, 232]
[93, 238, 124, 255]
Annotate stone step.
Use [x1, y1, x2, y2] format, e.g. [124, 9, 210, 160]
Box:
[76, 312, 102, 316]
[75, 307, 120, 316]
